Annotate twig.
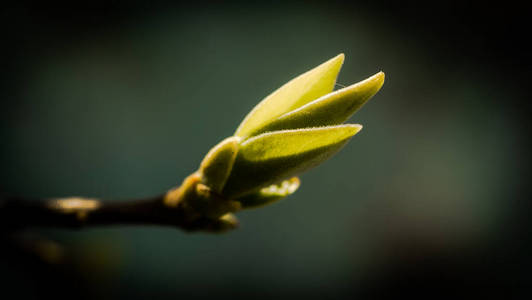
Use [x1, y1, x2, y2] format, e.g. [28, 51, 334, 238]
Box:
[0, 190, 238, 233]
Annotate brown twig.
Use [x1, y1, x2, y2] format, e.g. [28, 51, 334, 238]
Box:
[0, 191, 238, 233]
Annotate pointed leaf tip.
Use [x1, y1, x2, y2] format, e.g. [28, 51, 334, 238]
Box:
[255, 71, 384, 132]
[235, 54, 345, 139]
[239, 124, 361, 161]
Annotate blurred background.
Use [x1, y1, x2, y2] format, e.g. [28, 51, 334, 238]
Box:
[1, 1, 530, 299]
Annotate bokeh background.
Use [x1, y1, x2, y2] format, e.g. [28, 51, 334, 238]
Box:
[1, 1, 530, 299]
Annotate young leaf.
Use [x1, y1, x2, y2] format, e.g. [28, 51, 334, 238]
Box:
[256, 72, 384, 133]
[223, 125, 362, 198]
[199, 136, 240, 193]
[236, 177, 300, 208]
[235, 54, 345, 139]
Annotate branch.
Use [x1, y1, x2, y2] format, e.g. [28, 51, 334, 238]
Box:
[0, 192, 238, 233]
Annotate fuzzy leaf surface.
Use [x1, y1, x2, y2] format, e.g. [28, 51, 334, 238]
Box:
[223, 125, 361, 198]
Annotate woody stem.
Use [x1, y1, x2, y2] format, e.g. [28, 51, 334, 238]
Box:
[0, 191, 236, 233]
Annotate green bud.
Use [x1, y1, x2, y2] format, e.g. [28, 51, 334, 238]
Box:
[172, 54, 384, 224]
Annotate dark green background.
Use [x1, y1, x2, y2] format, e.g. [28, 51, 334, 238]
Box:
[1, 1, 530, 299]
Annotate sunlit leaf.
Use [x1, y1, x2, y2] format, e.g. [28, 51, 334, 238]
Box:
[235, 54, 345, 139]
[257, 72, 384, 132]
[223, 125, 362, 198]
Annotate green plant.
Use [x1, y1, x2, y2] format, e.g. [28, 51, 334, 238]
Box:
[0, 54, 384, 233]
